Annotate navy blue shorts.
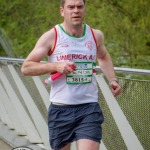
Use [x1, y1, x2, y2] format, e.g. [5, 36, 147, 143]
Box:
[48, 102, 104, 150]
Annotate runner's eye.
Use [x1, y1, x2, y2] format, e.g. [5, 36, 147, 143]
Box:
[68, 5, 74, 9]
[77, 5, 83, 9]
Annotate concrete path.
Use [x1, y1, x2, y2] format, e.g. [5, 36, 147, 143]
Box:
[0, 139, 12, 150]
[0, 121, 46, 150]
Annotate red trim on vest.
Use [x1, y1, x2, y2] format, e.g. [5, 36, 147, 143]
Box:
[90, 28, 98, 51]
[48, 27, 57, 56]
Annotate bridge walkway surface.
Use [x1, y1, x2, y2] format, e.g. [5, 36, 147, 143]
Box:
[0, 139, 12, 150]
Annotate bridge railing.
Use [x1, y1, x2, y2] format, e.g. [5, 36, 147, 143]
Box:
[0, 57, 149, 150]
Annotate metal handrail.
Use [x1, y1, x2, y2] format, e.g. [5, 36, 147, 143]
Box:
[0, 57, 150, 75]
[96, 66, 150, 75]
[0, 57, 25, 63]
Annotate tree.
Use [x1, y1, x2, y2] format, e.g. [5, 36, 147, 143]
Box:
[0, 0, 149, 69]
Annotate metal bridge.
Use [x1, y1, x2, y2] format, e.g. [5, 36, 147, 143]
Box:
[0, 57, 150, 150]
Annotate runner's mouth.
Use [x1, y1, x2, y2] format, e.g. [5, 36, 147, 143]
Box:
[72, 16, 81, 19]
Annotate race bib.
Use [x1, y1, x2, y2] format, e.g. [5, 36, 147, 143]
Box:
[66, 62, 94, 84]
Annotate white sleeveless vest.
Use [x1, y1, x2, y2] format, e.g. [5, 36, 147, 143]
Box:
[48, 24, 98, 104]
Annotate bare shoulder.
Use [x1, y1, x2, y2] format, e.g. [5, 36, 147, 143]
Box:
[91, 28, 104, 45]
[91, 28, 107, 58]
[32, 27, 56, 54]
[24, 27, 56, 62]
[36, 28, 56, 48]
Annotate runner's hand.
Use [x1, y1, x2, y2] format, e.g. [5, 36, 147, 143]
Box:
[110, 81, 121, 97]
[56, 62, 76, 74]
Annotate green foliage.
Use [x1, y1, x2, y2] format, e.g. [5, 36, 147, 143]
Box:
[0, 0, 150, 69]
[85, 0, 150, 69]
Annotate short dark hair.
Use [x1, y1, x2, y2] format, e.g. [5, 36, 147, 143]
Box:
[60, 0, 85, 7]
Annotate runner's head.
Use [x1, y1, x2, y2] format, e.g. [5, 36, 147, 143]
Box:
[60, 0, 86, 26]
[60, 0, 86, 8]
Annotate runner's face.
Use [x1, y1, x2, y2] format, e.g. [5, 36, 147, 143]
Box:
[60, 0, 85, 26]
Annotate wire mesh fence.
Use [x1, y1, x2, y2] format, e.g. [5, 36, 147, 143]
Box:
[98, 77, 150, 150]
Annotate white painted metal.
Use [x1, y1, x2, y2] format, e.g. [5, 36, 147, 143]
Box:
[32, 76, 50, 109]
[1, 57, 149, 75]
[0, 96, 14, 129]
[0, 67, 42, 143]
[101, 141, 107, 150]
[96, 74, 144, 150]
[7, 65, 50, 150]
[0, 83, 26, 135]
[0, 94, 10, 126]
[71, 140, 107, 150]
[70, 142, 76, 150]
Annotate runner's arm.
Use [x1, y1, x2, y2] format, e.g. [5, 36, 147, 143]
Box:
[93, 29, 121, 96]
[21, 29, 74, 76]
